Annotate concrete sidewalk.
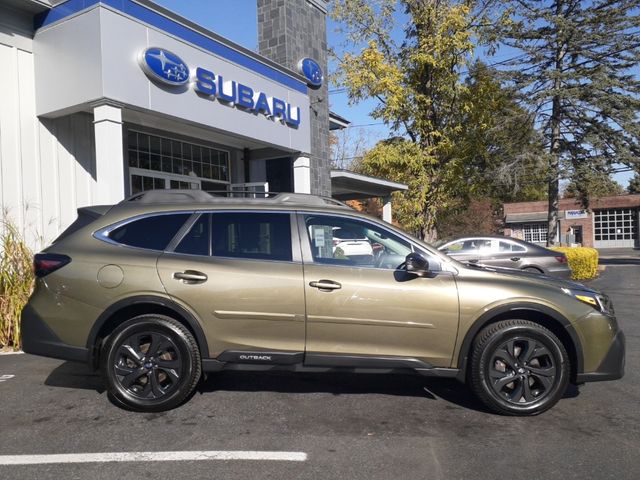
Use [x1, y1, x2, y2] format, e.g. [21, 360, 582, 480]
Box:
[597, 248, 640, 266]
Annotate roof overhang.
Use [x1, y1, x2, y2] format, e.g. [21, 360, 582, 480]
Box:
[505, 212, 558, 224]
[330, 169, 408, 201]
[329, 111, 351, 131]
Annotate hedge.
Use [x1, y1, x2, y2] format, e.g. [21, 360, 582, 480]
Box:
[550, 247, 599, 280]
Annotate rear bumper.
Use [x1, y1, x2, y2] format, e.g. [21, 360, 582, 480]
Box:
[21, 304, 89, 363]
[575, 330, 625, 383]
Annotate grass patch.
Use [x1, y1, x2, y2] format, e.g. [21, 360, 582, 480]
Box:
[0, 220, 34, 350]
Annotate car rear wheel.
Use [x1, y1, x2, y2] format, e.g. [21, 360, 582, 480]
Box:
[469, 319, 569, 415]
[101, 315, 201, 412]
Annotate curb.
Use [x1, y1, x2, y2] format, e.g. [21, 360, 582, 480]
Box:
[0, 350, 24, 355]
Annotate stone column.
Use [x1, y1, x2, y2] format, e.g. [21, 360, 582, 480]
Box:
[257, 0, 330, 196]
[93, 103, 125, 204]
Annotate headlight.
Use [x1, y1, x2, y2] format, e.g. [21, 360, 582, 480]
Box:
[562, 288, 614, 315]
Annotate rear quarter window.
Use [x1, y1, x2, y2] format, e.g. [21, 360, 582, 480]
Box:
[108, 213, 191, 250]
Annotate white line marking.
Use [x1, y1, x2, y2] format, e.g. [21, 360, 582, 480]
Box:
[0, 375, 15, 383]
[0, 451, 308, 465]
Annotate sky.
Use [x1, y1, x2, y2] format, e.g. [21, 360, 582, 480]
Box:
[152, 0, 634, 188]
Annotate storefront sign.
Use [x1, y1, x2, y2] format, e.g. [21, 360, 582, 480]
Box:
[565, 209, 588, 219]
[139, 48, 301, 128]
[297, 58, 323, 88]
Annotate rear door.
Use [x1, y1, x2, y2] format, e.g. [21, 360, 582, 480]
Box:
[157, 210, 306, 361]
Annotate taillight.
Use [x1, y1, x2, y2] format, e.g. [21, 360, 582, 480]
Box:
[555, 255, 567, 264]
[33, 253, 71, 277]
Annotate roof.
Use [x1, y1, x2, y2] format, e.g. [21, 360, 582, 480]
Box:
[330, 170, 408, 201]
[505, 212, 552, 224]
[329, 111, 351, 131]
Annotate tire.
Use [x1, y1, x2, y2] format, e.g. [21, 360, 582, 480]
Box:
[522, 266, 543, 274]
[469, 319, 569, 416]
[101, 314, 202, 412]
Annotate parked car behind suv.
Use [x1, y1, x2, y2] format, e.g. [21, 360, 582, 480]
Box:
[21, 191, 624, 415]
[438, 236, 571, 278]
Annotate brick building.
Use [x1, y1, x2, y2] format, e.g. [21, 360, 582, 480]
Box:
[504, 195, 640, 248]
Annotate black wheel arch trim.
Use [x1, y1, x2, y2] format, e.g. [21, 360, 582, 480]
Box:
[455, 302, 583, 382]
[87, 295, 209, 364]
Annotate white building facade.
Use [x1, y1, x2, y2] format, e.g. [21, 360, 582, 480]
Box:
[0, 0, 320, 249]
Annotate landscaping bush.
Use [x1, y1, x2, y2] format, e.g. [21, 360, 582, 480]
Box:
[0, 221, 34, 350]
[550, 246, 599, 280]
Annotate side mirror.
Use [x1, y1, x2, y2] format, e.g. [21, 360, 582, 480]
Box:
[405, 252, 430, 277]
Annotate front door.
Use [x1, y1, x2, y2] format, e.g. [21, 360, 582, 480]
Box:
[157, 211, 306, 360]
[298, 213, 460, 367]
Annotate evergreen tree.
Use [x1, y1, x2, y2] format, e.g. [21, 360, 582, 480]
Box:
[495, 0, 640, 245]
[628, 171, 640, 194]
[563, 171, 625, 198]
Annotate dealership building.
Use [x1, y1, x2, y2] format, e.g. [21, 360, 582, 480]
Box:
[0, 0, 407, 249]
[504, 194, 640, 249]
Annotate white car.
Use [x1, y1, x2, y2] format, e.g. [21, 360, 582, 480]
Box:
[332, 227, 374, 261]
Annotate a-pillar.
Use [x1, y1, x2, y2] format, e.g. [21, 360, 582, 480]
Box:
[382, 195, 393, 223]
[293, 155, 311, 194]
[93, 103, 125, 204]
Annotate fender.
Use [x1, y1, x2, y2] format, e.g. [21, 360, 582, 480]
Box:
[455, 302, 584, 381]
[86, 294, 210, 361]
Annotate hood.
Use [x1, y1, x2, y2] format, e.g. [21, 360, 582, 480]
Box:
[462, 263, 598, 294]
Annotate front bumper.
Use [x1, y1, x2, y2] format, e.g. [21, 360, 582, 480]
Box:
[21, 304, 89, 363]
[576, 330, 625, 383]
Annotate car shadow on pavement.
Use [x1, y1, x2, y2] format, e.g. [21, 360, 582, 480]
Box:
[199, 370, 581, 414]
[44, 361, 106, 393]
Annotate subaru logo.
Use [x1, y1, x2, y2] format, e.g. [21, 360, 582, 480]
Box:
[139, 47, 190, 86]
[297, 58, 323, 88]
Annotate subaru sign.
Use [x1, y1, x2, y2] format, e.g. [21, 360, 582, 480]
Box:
[139, 47, 189, 86]
[297, 58, 323, 88]
[138, 48, 301, 128]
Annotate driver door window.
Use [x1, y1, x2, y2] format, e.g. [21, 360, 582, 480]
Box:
[303, 214, 425, 270]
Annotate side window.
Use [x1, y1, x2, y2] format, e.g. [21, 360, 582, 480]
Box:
[108, 213, 190, 250]
[175, 214, 210, 256]
[499, 241, 526, 253]
[304, 214, 413, 269]
[211, 212, 292, 262]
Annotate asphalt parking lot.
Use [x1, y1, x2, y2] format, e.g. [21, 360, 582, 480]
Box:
[1, 263, 638, 480]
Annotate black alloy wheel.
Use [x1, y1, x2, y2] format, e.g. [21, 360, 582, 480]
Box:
[102, 315, 201, 412]
[470, 319, 570, 416]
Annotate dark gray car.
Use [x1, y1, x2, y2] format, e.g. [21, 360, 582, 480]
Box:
[438, 236, 572, 278]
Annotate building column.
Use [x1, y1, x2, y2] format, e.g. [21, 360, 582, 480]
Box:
[93, 103, 125, 204]
[382, 195, 392, 223]
[293, 155, 311, 194]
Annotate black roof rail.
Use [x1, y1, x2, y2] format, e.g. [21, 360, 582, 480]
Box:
[119, 189, 351, 208]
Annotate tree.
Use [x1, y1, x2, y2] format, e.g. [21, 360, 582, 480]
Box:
[563, 171, 625, 198]
[331, 0, 489, 241]
[494, 1, 640, 244]
[628, 172, 640, 194]
[452, 60, 548, 203]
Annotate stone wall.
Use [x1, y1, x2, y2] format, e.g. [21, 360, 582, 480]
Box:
[257, 0, 331, 196]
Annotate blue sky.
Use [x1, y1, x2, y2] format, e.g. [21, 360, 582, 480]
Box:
[153, 0, 633, 187]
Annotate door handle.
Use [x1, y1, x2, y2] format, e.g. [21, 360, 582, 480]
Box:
[309, 280, 342, 291]
[510, 257, 521, 262]
[173, 270, 208, 284]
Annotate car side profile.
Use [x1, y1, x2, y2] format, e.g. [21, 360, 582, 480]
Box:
[438, 236, 572, 278]
[21, 191, 625, 415]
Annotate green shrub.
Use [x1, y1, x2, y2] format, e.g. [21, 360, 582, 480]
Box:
[0, 221, 34, 350]
[550, 246, 599, 280]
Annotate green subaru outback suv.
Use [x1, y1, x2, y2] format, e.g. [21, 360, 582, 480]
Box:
[21, 191, 625, 415]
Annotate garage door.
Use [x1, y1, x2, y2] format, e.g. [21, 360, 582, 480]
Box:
[594, 209, 638, 248]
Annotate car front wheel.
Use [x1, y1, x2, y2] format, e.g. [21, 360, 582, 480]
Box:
[470, 319, 570, 415]
[101, 315, 202, 412]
